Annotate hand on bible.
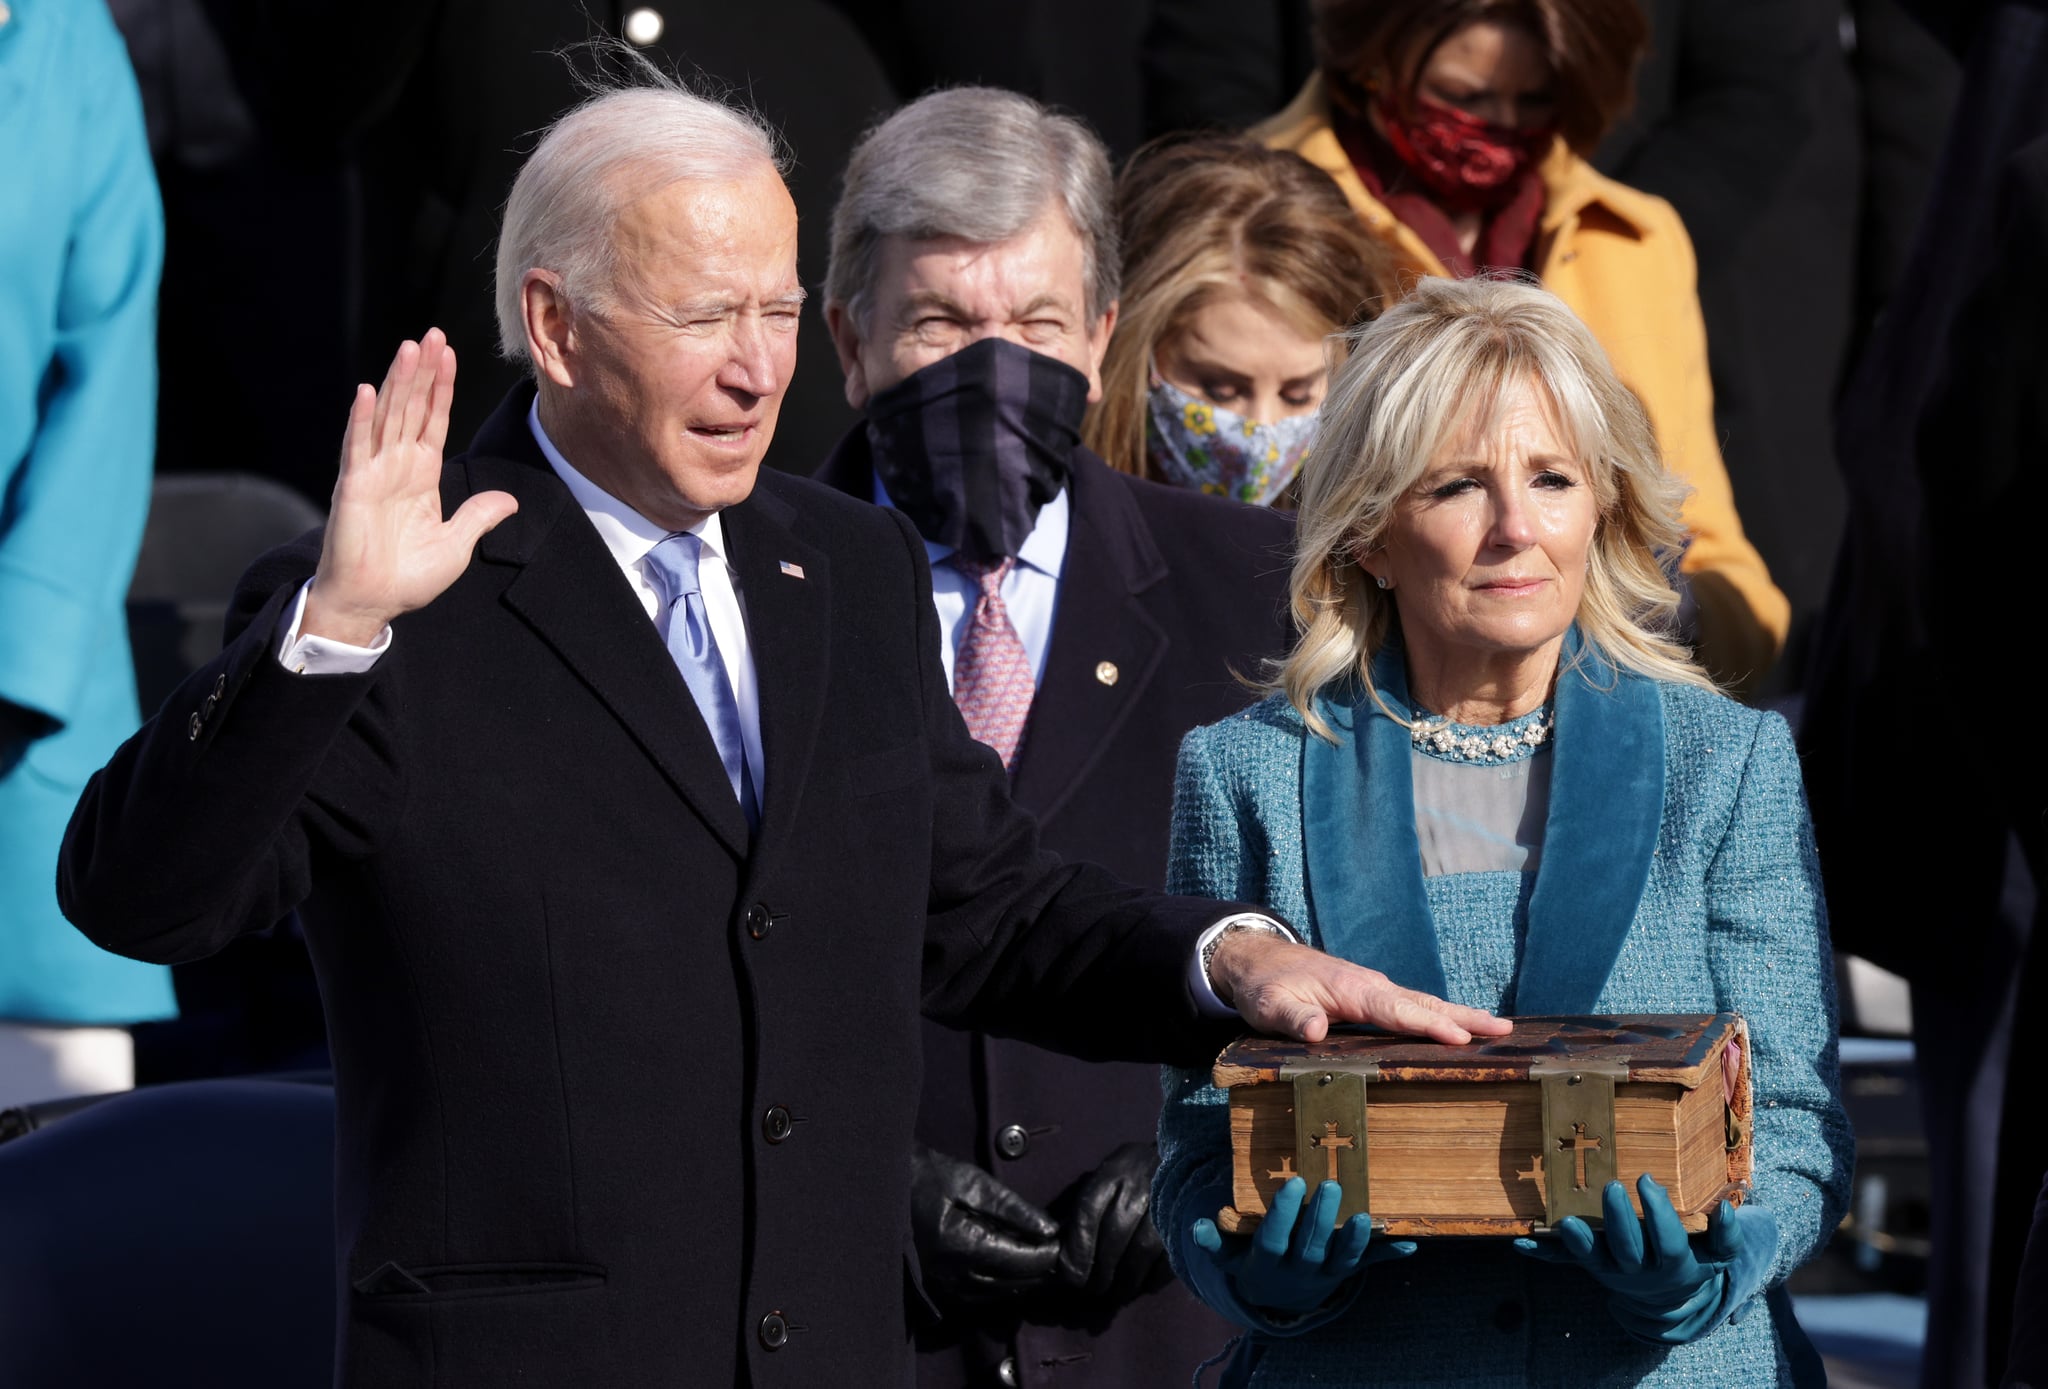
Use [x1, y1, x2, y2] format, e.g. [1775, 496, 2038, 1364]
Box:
[910, 1143, 1062, 1312]
[1190, 1177, 1414, 1323]
[301, 330, 519, 646]
[1052, 1142, 1172, 1306]
[1208, 930, 1512, 1045]
[1513, 1174, 1778, 1345]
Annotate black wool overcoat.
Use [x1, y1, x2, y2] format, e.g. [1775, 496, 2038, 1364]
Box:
[57, 387, 1252, 1388]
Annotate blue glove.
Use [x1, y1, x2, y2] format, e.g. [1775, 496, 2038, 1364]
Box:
[1185, 1177, 1416, 1334]
[1514, 1173, 1778, 1345]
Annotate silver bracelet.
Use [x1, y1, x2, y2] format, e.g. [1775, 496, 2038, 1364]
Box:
[1201, 915, 1299, 987]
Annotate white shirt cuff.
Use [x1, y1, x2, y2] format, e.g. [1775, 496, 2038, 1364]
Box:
[1189, 913, 1302, 1019]
[274, 581, 392, 675]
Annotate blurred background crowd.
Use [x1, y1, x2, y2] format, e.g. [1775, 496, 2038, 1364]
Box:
[3, 0, 2046, 1385]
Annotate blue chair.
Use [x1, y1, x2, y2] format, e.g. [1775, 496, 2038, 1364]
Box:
[0, 1078, 335, 1387]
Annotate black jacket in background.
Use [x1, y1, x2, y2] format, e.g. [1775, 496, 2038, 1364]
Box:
[58, 387, 1254, 1387]
[225, 0, 896, 471]
[819, 432, 1295, 1387]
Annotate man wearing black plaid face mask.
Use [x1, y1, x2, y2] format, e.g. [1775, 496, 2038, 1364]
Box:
[817, 87, 1305, 1389]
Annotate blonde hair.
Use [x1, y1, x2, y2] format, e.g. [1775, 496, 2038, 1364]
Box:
[1083, 135, 1399, 486]
[1273, 275, 1713, 740]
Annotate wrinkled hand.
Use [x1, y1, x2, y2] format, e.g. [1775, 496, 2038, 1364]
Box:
[1191, 1177, 1413, 1318]
[1514, 1174, 1777, 1344]
[1209, 931, 1512, 1044]
[302, 329, 518, 645]
[1053, 1142, 1172, 1306]
[910, 1143, 1062, 1311]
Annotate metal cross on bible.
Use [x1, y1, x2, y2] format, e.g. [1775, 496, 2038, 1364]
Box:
[1308, 1119, 1357, 1182]
[1558, 1121, 1604, 1190]
[1266, 1157, 1299, 1183]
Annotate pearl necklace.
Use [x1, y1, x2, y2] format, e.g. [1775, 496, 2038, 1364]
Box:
[1408, 704, 1556, 765]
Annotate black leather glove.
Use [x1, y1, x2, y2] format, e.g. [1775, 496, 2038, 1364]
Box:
[1053, 1141, 1173, 1306]
[910, 1142, 1062, 1312]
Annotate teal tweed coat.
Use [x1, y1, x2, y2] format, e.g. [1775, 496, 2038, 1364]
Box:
[0, 0, 174, 1025]
[1155, 649, 1852, 1387]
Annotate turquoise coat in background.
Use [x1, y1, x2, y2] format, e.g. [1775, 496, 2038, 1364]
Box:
[0, 0, 175, 1024]
[1155, 644, 1853, 1387]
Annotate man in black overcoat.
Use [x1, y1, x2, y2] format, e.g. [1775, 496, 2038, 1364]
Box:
[55, 76, 1501, 1389]
[816, 87, 1293, 1389]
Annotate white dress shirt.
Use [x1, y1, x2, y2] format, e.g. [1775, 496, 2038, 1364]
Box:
[275, 400, 766, 808]
[872, 475, 1067, 692]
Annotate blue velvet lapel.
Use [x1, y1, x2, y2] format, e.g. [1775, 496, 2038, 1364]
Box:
[1513, 636, 1665, 1012]
[1300, 649, 1449, 997]
[1297, 631, 1665, 1012]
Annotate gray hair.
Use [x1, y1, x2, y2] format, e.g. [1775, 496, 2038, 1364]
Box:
[824, 86, 1119, 331]
[495, 69, 788, 369]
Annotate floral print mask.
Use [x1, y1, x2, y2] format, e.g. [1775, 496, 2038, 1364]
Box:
[1145, 373, 1318, 506]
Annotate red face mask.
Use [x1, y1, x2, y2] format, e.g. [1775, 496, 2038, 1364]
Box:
[1374, 93, 1555, 213]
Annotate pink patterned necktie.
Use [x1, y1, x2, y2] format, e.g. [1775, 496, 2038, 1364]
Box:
[949, 556, 1034, 772]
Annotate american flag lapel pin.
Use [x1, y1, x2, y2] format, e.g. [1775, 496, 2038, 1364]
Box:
[779, 560, 806, 580]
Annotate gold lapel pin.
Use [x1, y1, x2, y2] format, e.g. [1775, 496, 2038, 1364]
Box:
[1095, 661, 1119, 687]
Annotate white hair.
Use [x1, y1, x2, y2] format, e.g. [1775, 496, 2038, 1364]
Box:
[824, 86, 1118, 331]
[495, 74, 787, 369]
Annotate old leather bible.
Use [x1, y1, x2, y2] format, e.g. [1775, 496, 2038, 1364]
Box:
[1214, 1014, 1753, 1236]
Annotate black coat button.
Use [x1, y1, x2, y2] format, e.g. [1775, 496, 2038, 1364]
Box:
[763, 1105, 793, 1143]
[745, 904, 772, 940]
[758, 1311, 789, 1350]
[994, 1124, 1029, 1160]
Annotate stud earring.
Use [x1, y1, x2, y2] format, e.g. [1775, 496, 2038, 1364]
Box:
[1374, 575, 1391, 590]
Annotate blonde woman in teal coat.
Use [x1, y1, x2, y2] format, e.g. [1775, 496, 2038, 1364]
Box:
[1154, 276, 1851, 1387]
[0, 0, 174, 1102]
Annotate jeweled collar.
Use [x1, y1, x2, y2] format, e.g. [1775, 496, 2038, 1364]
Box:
[1299, 628, 1665, 1012]
[1409, 704, 1554, 765]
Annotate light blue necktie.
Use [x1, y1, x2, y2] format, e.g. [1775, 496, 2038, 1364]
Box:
[644, 533, 759, 831]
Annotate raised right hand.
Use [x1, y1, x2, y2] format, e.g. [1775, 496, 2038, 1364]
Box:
[302, 329, 518, 645]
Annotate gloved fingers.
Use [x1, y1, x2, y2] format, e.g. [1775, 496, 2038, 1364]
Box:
[1705, 1200, 1743, 1263]
[936, 1206, 1062, 1280]
[1362, 1237, 1419, 1267]
[1553, 1215, 1600, 1265]
[1512, 1236, 1577, 1265]
[1326, 1213, 1371, 1272]
[1290, 1180, 1344, 1267]
[960, 1171, 1060, 1241]
[1635, 1174, 1693, 1269]
[1252, 1177, 1308, 1261]
[1056, 1169, 1115, 1290]
[1599, 1180, 1648, 1275]
[1192, 1217, 1226, 1259]
[1082, 1181, 1147, 1299]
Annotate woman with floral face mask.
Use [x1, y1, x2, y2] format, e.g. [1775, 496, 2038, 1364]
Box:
[1254, 0, 1789, 695]
[1084, 136, 1398, 508]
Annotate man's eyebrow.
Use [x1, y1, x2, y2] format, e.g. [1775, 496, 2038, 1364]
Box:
[1012, 293, 1074, 319]
[896, 289, 974, 323]
[666, 288, 810, 317]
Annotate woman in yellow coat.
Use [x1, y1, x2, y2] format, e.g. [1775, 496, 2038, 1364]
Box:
[1256, 0, 1787, 690]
